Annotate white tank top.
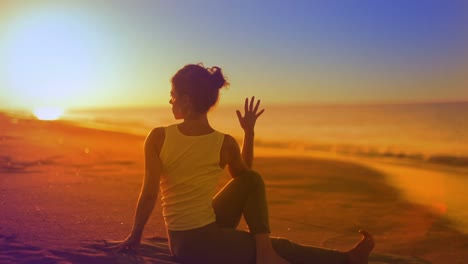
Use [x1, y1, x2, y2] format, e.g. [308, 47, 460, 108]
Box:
[159, 124, 225, 231]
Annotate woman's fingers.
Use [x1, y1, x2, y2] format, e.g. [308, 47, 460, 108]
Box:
[244, 98, 248, 113]
[243, 96, 262, 113]
[116, 243, 138, 253]
[112, 240, 134, 252]
[109, 243, 124, 252]
[239, 96, 264, 118]
[255, 109, 265, 118]
[253, 99, 260, 113]
[236, 110, 243, 122]
[117, 242, 130, 252]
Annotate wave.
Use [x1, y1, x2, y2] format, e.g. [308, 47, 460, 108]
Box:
[252, 139, 468, 168]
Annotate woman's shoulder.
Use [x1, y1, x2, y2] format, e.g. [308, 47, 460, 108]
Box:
[148, 126, 166, 139]
[222, 133, 236, 143]
[220, 133, 240, 153]
[147, 124, 176, 138]
[145, 127, 166, 154]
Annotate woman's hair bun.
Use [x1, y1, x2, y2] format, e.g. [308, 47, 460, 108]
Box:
[171, 63, 229, 113]
[208, 66, 229, 90]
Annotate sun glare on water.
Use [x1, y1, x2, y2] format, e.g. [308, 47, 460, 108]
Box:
[33, 107, 65, 120]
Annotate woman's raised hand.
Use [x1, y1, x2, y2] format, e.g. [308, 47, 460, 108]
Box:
[236, 96, 265, 133]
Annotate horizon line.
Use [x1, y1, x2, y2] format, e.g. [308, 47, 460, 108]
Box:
[1, 99, 467, 113]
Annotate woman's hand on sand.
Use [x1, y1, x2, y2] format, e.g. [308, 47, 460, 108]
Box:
[236, 96, 265, 133]
[111, 233, 142, 253]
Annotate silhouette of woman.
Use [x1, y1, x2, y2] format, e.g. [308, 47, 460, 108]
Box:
[114, 64, 374, 264]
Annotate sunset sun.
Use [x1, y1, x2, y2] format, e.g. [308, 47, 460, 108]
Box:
[1, 5, 125, 110]
[33, 107, 65, 120]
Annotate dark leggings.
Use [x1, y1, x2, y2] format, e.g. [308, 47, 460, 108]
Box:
[168, 170, 348, 264]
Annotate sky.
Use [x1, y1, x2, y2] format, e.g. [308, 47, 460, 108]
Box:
[1, 0, 468, 110]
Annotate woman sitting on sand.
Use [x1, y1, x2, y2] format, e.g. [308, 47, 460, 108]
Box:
[115, 63, 374, 264]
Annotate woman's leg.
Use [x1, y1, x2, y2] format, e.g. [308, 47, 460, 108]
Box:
[212, 169, 269, 233]
[169, 223, 257, 264]
[273, 230, 375, 264]
[211, 169, 352, 264]
[213, 170, 291, 263]
[271, 237, 347, 264]
[170, 227, 372, 264]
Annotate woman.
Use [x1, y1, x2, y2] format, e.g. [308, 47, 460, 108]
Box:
[115, 64, 374, 264]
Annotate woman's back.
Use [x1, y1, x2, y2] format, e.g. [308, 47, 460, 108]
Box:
[159, 124, 225, 231]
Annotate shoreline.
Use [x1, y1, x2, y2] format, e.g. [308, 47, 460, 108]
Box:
[1, 112, 468, 263]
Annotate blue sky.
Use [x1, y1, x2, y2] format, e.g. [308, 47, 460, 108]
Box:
[1, 0, 467, 109]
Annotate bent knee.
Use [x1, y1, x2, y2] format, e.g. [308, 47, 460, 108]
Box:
[239, 170, 265, 188]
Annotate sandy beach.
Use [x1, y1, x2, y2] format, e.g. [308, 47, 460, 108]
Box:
[1, 112, 467, 264]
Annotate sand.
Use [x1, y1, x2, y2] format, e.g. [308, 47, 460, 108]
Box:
[1, 112, 467, 264]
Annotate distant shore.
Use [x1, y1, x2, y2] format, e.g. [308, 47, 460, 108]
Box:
[1, 112, 467, 264]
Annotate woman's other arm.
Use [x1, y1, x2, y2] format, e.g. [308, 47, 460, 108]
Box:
[236, 97, 265, 169]
[224, 134, 250, 178]
[114, 127, 164, 252]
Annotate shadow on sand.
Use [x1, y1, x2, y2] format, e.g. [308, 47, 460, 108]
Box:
[0, 234, 178, 264]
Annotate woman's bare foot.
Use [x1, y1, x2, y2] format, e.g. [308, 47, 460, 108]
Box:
[347, 230, 375, 264]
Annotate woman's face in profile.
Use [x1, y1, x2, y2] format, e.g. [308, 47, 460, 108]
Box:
[169, 87, 184, 120]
